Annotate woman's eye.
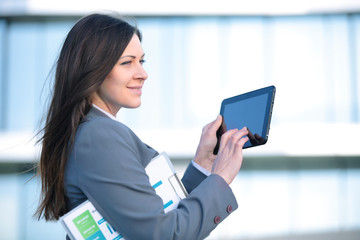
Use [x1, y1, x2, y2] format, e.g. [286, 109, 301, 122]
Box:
[140, 59, 146, 65]
[120, 61, 131, 65]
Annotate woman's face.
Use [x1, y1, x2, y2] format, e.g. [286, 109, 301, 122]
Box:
[92, 34, 148, 116]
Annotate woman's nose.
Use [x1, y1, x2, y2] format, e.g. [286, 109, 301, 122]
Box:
[135, 65, 148, 81]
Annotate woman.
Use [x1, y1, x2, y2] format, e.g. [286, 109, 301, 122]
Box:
[35, 13, 249, 239]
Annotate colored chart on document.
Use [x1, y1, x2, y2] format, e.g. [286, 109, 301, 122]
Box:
[61, 200, 123, 240]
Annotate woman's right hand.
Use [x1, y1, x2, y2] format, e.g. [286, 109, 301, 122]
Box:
[211, 127, 249, 185]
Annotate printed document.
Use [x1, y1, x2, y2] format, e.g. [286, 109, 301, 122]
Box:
[60, 152, 187, 240]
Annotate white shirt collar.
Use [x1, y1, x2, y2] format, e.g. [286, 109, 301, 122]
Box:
[92, 104, 117, 120]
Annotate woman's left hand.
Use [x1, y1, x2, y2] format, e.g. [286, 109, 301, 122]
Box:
[193, 115, 222, 172]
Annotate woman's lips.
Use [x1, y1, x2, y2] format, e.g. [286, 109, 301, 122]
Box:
[128, 86, 142, 95]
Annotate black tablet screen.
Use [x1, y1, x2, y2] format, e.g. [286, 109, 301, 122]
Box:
[213, 86, 275, 154]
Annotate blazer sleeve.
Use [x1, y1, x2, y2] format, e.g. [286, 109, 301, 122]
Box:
[71, 118, 238, 240]
[181, 161, 208, 194]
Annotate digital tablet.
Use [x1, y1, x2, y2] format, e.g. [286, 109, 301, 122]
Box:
[213, 86, 276, 154]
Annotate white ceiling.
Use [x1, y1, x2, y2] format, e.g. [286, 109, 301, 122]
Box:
[1, 0, 360, 16]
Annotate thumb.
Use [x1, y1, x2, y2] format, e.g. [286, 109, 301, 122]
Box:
[202, 115, 222, 133]
[209, 115, 222, 131]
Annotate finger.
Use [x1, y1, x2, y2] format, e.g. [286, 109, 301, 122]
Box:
[218, 128, 238, 152]
[231, 136, 249, 156]
[237, 136, 249, 149]
[231, 127, 249, 143]
[219, 127, 248, 153]
[226, 128, 247, 151]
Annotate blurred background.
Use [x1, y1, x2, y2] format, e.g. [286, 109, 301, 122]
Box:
[0, 0, 360, 239]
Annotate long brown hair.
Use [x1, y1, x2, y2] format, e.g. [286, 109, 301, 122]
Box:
[35, 13, 141, 221]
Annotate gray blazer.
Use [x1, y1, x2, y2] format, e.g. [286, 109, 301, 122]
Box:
[64, 108, 238, 240]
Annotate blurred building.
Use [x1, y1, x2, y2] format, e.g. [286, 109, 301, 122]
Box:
[0, 0, 360, 239]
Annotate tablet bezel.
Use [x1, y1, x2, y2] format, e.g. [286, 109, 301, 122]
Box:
[213, 85, 276, 154]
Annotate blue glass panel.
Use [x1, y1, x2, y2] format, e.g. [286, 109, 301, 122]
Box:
[0, 20, 6, 129]
[7, 22, 43, 131]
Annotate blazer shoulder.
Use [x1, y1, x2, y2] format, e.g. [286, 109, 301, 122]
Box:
[79, 110, 134, 141]
[75, 108, 158, 165]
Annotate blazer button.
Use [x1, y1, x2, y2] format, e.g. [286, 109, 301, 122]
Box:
[227, 205, 233, 213]
[214, 216, 221, 224]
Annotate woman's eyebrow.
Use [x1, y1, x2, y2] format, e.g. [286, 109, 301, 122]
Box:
[120, 53, 145, 59]
[120, 55, 136, 59]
